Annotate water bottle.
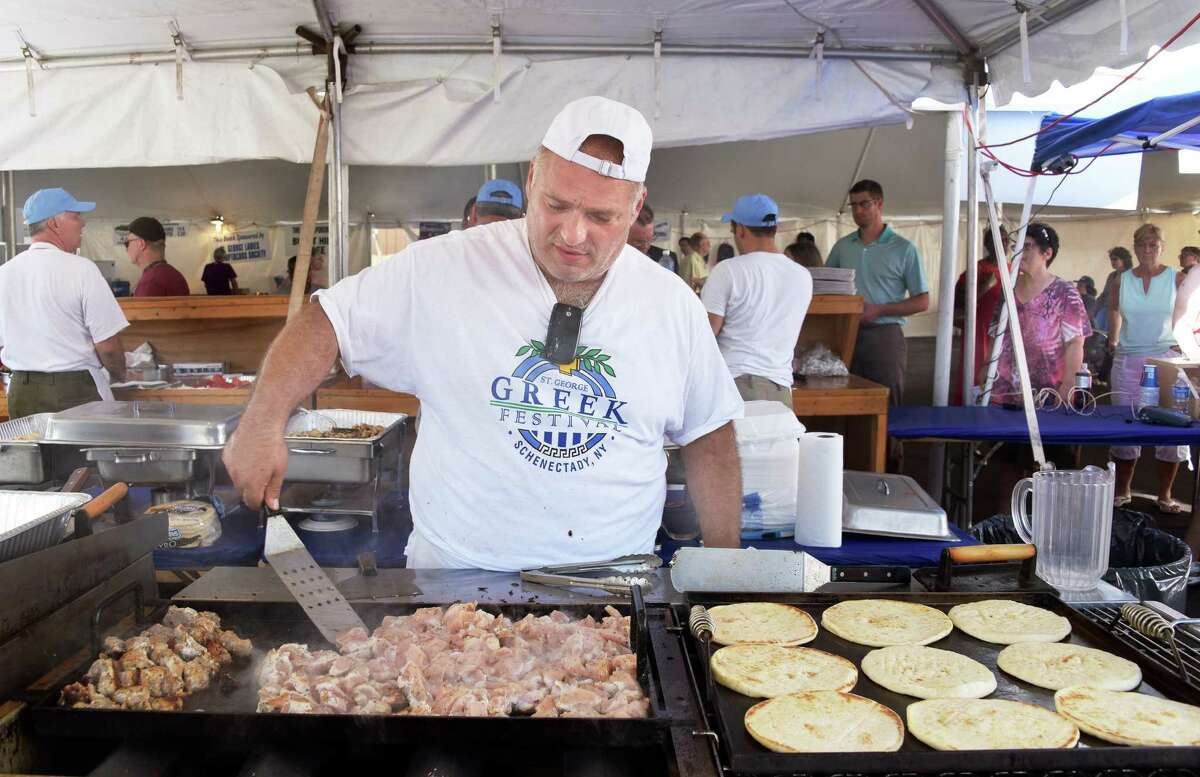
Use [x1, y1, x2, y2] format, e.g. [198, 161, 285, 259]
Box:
[1137, 364, 1159, 411]
[1071, 366, 1092, 411]
[1173, 374, 1192, 414]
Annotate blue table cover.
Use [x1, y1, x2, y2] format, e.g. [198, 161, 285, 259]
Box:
[151, 489, 411, 570]
[656, 524, 978, 568]
[889, 405, 1200, 446]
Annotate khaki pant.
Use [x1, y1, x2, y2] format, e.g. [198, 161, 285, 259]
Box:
[7, 370, 101, 418]
[734, 374, 794, 412]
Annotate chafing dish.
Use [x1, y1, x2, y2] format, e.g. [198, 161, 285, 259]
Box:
[85, 448, 196, 485]
[279, 409, 408, 532]
[283, 409, 406, 484]
[842, 470, 957, 541]
[0, 413, 54, 484]
[43, 401, 241, 449]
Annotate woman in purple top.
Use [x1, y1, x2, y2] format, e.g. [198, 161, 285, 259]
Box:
[989, 224, 1092, 405]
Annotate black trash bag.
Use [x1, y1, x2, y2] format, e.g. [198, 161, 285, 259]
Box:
[970, 509, 1193, 611]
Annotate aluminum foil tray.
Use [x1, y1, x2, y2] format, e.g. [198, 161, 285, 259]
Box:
[0, 491, 91, 563]
[0, 413, 54, 442]
[284, 409, 406, 442]
[842, 470, 958, 542]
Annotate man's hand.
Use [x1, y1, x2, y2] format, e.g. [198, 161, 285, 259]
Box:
[222, 419, 290, 510]
[860, 303, 881, 325]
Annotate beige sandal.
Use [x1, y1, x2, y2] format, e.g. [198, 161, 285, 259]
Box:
[1113, 494, 1132, 508]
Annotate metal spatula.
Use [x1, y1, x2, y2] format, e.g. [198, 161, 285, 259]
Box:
[670, 546, 909, 592]
[263, 510, 366, 643]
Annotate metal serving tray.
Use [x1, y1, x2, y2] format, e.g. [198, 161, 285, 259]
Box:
[283, 409, 406, 484]
[43, 402, 242, 450]
[31, 598, 697, 748]
[0, 490, 91, 564]
[0, 413, 54, 484]
[842, 470, 957, 541]
[683, 591, 1200, 775]
[85, 448, 196, 485]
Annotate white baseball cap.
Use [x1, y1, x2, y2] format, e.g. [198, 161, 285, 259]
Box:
[540, 96, 653, 183]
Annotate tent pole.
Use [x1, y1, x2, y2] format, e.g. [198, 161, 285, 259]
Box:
[933, 111, 963, 407]
[929, 110, 964, 502]
[327, 92, 348, 286]
[963, 80, 980, 406]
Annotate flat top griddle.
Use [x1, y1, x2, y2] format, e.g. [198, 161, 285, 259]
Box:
[29, 598, 698, 748]
[681, 591, 1200, 776]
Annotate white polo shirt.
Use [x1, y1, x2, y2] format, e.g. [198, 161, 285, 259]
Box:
[315, 218, 743, 571]
[0, 242, 129, 398]
[702, 250, 813, 388]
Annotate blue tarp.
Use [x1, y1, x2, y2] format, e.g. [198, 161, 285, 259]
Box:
[889, 405, 1200, 446]
[1031, 90, 1200, 170]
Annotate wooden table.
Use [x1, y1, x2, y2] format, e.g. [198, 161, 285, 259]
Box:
[793, 375, 889, 473]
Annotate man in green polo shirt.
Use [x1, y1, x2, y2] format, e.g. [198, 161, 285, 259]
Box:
[826, 179, 928, 469]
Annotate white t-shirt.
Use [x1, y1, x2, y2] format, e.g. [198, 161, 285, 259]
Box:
[0, 242, 128, 396]
[315, 218, 743, 571]
[701, 251, 813, 388]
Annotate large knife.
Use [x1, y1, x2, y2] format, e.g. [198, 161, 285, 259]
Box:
[670, 547, 909, 593]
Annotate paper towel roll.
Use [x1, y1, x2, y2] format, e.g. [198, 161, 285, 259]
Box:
[795, 432, 843, 547]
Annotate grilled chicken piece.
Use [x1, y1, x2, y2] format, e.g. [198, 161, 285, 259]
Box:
[59, 682, 94, 706]
[162, 606, 201, 627]
[149, 696, 184, 712]
[84, 696, 120, 709]
[172, 627, 206, 660]
[140, 666, 168, 697]
[218, 629, 252, 659]
[118, 646, 154, 672]
[115, 667, 140, 689]
[182, 659, 213, 693]
[86, 658, 117, 697]
[101, 636, 126, 656]
[111, 685, 151, 710]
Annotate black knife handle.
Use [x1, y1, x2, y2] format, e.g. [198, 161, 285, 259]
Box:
[830, 566, 910, 584]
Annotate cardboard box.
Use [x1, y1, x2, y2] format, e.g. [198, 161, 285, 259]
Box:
[1146, 356, 1200, 419]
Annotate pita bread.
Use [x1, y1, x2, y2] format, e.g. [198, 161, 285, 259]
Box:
[948, 600, 1070, 644]
[821, 599, 953, 647]
[712, 644, 857, 698]
[997, 641, 1141, 691]
[861, 645, 996, 699]
[745, 691, 904, 753]
[709, 602, 818, 647]
[908, 698, 1079, 750]
[1055, 686, 1200, 746]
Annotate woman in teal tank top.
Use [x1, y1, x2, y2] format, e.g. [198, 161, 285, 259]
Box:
[1107, 223, 1187, 513]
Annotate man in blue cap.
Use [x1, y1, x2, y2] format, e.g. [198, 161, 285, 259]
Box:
[702, 194, 812, 411]
[464, 178, 524, 227]
[0, 188, 128, 416]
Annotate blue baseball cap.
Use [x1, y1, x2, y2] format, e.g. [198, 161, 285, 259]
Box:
[476, 178, 524, 209]
[721, 194, 779, 228]
[23, 188, 96, 225]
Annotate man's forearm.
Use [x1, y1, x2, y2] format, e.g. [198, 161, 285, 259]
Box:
[876, 293, 930, 318]
[680, 422, 741, 548]
[244, 303, 340, 430]
[94, 336, 126, 383]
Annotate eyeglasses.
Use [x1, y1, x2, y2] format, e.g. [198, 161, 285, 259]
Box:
[543, 303, 584, 365]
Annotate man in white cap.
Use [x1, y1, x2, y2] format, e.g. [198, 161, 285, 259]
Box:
[702, 194, 812, 411]
[224, 96, 743, 570]
[0, 188, 128, 417]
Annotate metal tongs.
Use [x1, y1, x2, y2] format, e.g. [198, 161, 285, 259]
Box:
[519, 553, 662, 596]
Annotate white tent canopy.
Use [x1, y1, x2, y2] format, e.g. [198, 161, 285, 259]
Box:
[2, 1, 1197, 170]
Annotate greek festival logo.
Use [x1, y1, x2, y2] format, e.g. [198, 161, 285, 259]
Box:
[489, 340, 628, 473]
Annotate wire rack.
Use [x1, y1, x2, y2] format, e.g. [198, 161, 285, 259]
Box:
[1077, 604, 1200, 692]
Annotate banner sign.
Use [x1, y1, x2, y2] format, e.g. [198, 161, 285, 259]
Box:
[215, 229, 269, 262]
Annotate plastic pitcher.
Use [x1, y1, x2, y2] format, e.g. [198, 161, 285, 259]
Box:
[1011, 464, 1115, 591]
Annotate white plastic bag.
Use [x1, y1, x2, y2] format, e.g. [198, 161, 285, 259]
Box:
[733, 401, 805, 534]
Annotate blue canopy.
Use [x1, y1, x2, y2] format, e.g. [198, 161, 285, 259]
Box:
[1031, 90, 1200, 171]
